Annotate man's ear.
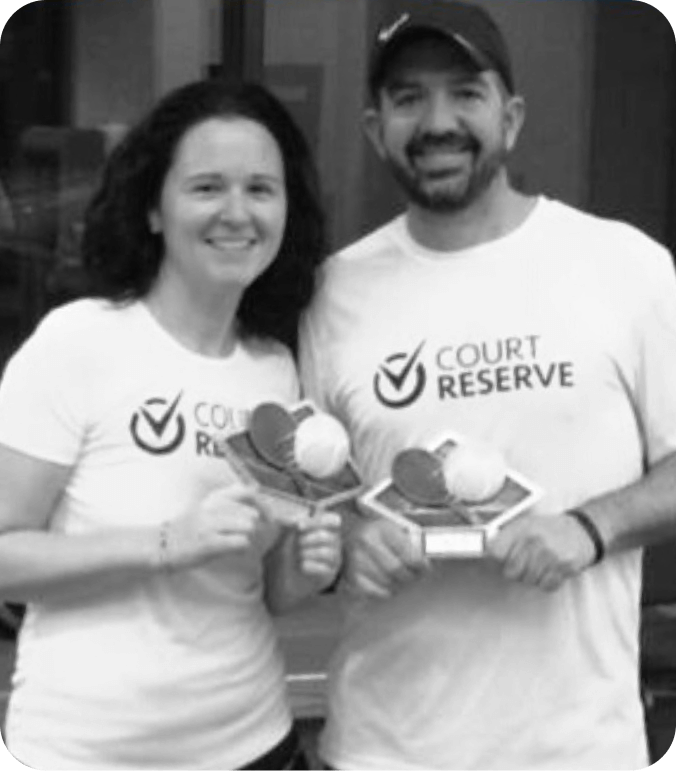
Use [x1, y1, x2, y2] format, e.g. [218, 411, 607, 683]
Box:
[148, 210, 161, 234]
[363, 107, 387, 159]
[504, 94, 526, 153]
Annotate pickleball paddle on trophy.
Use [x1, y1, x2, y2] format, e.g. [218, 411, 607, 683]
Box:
[223, 401, 363, 525]
[359, 434, 542, 558]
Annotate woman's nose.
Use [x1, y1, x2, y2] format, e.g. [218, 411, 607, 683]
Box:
[218, 190, 248, 223]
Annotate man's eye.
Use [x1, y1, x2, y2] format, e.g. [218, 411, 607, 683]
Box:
[456, 89, 483, 102]
[392, 91, 421, 108]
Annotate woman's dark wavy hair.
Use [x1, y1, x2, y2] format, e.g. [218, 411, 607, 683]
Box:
[81, 78, 327, 353]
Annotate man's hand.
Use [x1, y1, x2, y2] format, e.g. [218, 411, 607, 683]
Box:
[486, 512, 598, 592]
[343, 517, 429, 599]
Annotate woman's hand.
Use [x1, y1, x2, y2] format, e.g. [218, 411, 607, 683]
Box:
[295, 510, 343, 590]
[157, 484, 279, 571]
[264, 509, 343, 613]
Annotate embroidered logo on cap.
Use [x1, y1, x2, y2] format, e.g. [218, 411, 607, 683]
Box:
[377, 13, 411, 44]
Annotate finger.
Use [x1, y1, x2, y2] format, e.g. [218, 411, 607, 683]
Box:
[536, 571, 566, 592]
[485, 528, 515, 563]
[501, 544, 531, 582]
[299, 540, 342, 570]
[297, 511, 342, 533]
[392, 561, 428, 586]
[208, 532, 258, 553]
[300, 556, 341, 578]
[363, 524, 426, 574]
[345, 571, 393, 599]
[297, 528, 342, 550]
[360, 545, 421, 590]
[211, 505, 262, 535]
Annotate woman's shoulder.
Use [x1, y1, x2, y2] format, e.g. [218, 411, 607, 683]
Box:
[25, 298, 144, 361]
[36, 297, 139, 333]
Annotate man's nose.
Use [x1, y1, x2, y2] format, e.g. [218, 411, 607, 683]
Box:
[422, 93, 463, 133]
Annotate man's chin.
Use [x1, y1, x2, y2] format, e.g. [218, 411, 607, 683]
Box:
[411, 183, 470, 213]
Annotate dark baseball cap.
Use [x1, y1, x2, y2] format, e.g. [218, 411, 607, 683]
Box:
[368, 0, 515, 97]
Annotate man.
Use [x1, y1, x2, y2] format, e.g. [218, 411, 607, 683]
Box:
[300, 1, 676, 769]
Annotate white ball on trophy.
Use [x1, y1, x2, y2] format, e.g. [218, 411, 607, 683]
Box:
[294, 413, 350, 479]
[442, 444, 507, 502]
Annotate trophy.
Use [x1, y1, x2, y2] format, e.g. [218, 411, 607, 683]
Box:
[359, 433, 542, 558]
[223, 400, 363, 526]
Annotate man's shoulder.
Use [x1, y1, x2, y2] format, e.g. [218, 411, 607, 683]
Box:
[330, 215, 405, 267]
[543, 197, 664, 251]
[542, 198, 674, 295]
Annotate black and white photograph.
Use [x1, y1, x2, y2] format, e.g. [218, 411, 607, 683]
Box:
[0, 1, 675, 769]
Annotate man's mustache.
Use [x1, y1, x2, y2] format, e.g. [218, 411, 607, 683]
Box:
[407, 133, 478, 157]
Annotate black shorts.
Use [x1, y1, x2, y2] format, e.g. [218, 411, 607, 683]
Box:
[238, 727, 307, 770]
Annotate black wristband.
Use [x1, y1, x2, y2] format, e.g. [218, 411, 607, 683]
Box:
[566, 508, 605, 565]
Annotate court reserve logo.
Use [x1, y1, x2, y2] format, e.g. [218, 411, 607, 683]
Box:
[373, 341, 427, 408]
[130, 391, 186, 455]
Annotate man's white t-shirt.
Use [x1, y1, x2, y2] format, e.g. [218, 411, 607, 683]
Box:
[0, 299, 299, 770]
[300, 197, 676, 770]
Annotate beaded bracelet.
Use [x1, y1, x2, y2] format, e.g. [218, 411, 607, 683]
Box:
[156, 520, 173, 571]
[565, 508, 605, 565]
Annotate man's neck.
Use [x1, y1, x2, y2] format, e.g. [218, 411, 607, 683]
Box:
[406, 174, 538, 254]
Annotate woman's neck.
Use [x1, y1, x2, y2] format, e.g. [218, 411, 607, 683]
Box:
[144, 276, 241, 358]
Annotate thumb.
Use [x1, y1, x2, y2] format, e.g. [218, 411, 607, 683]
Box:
[227, 481, 260, 504]
[230, 484, 276, 524]
[382, 520, 425, 565]
[201, 483, 258, 514]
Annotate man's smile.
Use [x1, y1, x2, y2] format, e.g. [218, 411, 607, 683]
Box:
[412, 150, 471, 175]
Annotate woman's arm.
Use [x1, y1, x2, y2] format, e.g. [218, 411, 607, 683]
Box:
[0, 445, 159, 602]
[0, 445, 270, 603]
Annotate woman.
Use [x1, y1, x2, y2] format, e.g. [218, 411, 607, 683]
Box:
[0, 79, 340, 769]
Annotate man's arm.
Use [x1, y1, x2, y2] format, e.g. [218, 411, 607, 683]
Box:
[488, 450, 676, 591]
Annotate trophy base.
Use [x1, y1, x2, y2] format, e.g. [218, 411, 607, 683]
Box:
[421, 526, 487, 558]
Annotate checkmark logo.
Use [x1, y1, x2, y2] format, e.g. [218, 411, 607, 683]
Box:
[373, 341, 427, 409]
[130, 392, 186, 455]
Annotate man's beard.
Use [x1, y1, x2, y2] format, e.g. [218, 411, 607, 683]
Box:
[386, 133, 508, 213]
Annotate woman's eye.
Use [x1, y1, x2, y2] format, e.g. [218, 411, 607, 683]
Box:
[248, 183, 276, 197]
[192, 180, 221, 194]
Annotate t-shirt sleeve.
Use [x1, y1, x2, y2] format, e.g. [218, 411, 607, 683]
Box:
[631, 244, 676, 465]
[0, 312, 90, 466]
